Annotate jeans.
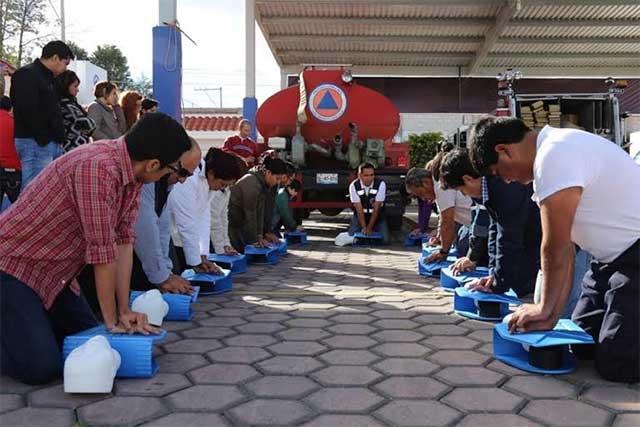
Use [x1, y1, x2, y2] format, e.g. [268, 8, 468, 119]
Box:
[534, 249, 591, 318]
[0, 167, 21, 207]
[14, 138, 64, 191]
[455, 223, 470, 258]
[348, 215, 390, 245]
[0, 271, 98, 384]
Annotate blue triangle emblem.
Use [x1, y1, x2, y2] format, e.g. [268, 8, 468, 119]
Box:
[317, 90, 338, 109]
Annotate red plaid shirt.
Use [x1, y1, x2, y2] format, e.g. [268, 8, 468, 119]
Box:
[0, 138, 142, 309]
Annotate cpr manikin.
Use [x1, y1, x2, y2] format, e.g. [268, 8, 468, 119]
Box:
[64, 335, 121, 393]
[131, 289, 169, 327]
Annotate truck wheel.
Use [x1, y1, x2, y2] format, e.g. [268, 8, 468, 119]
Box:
[387, 214, 404, 231]
[319, 208, 343, 217]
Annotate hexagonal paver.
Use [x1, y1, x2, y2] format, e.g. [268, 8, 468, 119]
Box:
[486, 360, 535, 377]
[211, 308, 254, 317]
[26, 384, 108, 409]
[330, 314, 376, 323]
[155, 353, 208, 373]
[0, 407, 74, 427]
[229, 399, 311, 425]
[0, 394, 23, 414]
[322, 335, 377, 349]
[372, 319, 419, 329]
[257, 356, 324, 375]
[435, 367, 505, 387]
[162, 321, 198, 332]
[371, 310, 416, 319]
[285, 318, 332, 328]
[235, 322, 285, 334]
[422, 336, 479, 350]
[583, 386, 640, 411]
[141, 412, 229, 427]
[372, 343, 430, 357]
[443, 387, 524, 412]
[188, 363, 260, 384]
[327, 324, 377, 335]
[197, 316, 247, 327]
[181, 327, 236, 339]
[244, 313, 290, 322]
[371, 330, 423, 342]
[376, 400, 461, 427]
[115, 373, 191, 397]
[521, 399, 611, 427]
[268, 341, 327, 356]
[246, 376, 319, 398]
[311, 366, 382, 386]
[206, 346, 270, 364]
[302, 414, 385, 427]
[166, 385, 244, 411]
[417, 324, 469, 336]
[429, 350, 490, 366]
[411, 314, 461, 324]
[0, 376, 40, 394]
[78, 396, 168, 426]
[614, 413, 640, 427]
[319, 349, 379, 365]
[224, 334, 278, 347]
[468, 329, 493, 342]
[374, 377, 449, 399]
[163, 339, 223, 353]
[457, 414, 542, 427]
[306, 387, 383, 413]
[374, 358, 439, 375]
[277, 328, 331, 341]
[503, 376, 576, 398]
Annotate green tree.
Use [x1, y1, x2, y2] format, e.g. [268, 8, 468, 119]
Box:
[65, 40, 88, 60]
[408, 132, 443, 169]
[13, 0, 48, 66]
[128, 74, 153, 97]
[0, 0, 19, 59]
[90, 44, 131, 87]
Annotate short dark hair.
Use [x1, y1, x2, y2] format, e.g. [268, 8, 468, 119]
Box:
[0, 96, 11, 111]
[285, 161, 297, 177]
[263, 156, 287, 175]
[141, 98, 158, 111]
[439, 148, 480, 190]
[204, 148, 245, 180]
[288, 179, 301, 191]
[358, 162, 375, 174]
[125, 112, 191, 166]
[42, 41, 74, 60]
[468, 116, 531, 175]
[57, 70, 80, 98]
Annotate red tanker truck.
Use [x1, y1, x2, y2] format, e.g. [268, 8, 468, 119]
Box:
[256, 66, 409, 229]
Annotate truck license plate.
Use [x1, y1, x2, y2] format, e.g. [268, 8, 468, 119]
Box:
[316, 173, 338, 184]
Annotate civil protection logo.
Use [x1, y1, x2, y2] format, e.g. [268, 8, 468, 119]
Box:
[308, 84, 347, 122]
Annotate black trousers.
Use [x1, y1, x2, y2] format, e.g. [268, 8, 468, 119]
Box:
[572, 239, 640, 383]
[0, 167, 21, 204]
[0, 271, 98, 384]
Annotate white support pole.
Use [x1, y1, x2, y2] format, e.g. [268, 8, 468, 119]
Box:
[280, 70, 288, 89]
[159, 0, 177, 25]
[60, 0, 66, 41]
[245, 0, 256, 98]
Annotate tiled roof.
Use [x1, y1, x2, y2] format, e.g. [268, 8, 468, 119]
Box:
[183, 115, 242, 132]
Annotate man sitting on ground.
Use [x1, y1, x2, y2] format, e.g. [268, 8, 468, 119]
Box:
[348, 162, 389, 244]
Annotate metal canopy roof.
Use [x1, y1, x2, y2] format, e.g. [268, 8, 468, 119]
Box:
[255, 0, 640, 78]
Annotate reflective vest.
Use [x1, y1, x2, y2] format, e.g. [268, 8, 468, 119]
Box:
[353, 178, 384, 222]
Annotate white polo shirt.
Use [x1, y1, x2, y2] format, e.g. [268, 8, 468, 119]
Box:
[532, 126, 640, 263]
[434, 181, 473, 226]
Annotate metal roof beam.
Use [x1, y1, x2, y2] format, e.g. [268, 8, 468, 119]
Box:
[261, 16, 493, 27]
[524, 0, 640, 6]
[280, 51, 474, 59]
[499, 37, 640, 45]
[270, 35, 484, 44]
[489, 52, 640, 60]
[509, 19, 640, 28]
[469, 0, 519, 75]
[258, 0, 500, 5]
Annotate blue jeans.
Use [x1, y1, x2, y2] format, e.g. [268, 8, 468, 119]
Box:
[534, 249, 591, 318]
[14, 138, 64, 191]
[0, 271, 98, 384]
[348, 215, 390, 244]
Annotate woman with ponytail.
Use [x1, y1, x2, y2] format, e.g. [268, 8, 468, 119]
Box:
[228, 156, 288, 252]
[167, 147, 245, 273]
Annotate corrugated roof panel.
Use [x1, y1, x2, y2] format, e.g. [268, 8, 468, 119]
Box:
[257, 2, 502, 19]
[502, 25, 640, 38]
[272, 39, 481, 53]
[484, 56, 640, 68]
[492, 42, 640, 55]
[515, 5, 640, 20]
[263, 22, 491, 37]
[280, 52, 470, 67]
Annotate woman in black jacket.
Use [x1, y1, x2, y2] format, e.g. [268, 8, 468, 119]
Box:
[58, 70, 96, 152]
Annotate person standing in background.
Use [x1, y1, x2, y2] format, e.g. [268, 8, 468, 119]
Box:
[223, 119, 259, 166]
[0, 96, 20, 205]
[120, 91, 143, 131]
[87, 81, 127, 141]
[58, 70, 96, 152]
[10, 41, 73, 189]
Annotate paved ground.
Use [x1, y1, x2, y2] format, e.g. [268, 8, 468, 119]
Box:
[1, 214, 638, 427]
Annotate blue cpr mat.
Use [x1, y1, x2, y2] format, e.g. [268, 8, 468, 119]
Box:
[440, 266, 490, 291]
[208, 253, 247, 274]
[453, 287, 521, 321]
[181, 269, 232, 296]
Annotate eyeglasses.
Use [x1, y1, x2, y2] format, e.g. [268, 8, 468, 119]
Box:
[167, 162, 193, 178]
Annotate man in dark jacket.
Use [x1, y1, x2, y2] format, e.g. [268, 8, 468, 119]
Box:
[10, 40, 73, 189]
[439, 148, 541, 296]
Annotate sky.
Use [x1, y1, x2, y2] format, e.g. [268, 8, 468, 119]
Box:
[45, 0, 281, 108]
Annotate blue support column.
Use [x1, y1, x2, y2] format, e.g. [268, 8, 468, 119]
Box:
[153, 25, 182, 122]
[243, 96, 258, 140]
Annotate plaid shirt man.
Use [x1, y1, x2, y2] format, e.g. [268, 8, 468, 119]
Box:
[0, 138, 142, 309]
